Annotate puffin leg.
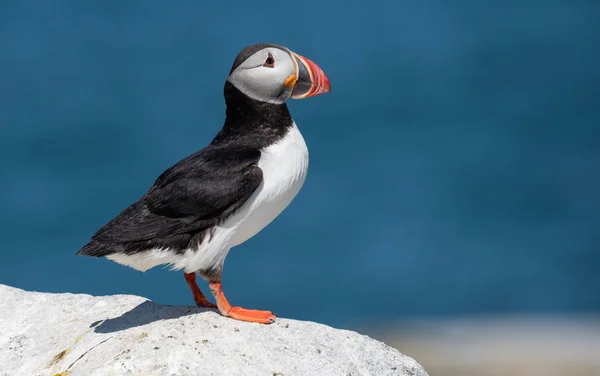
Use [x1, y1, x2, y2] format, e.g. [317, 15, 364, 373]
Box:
[209, 281, 276, 324]
[184, 272, 217, 308]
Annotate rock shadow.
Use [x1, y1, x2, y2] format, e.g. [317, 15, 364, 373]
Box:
[93, 300, 217, 333]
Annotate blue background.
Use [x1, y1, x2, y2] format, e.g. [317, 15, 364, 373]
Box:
[1, 1, 599, 329]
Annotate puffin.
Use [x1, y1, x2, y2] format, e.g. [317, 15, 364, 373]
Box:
[77, 43, 331, 324]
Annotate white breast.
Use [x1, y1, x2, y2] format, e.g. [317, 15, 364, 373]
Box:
[106, 121, 309, 274]
[229, 121, 309, 246]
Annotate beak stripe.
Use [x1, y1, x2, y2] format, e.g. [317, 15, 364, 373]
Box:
[290, 52, 331, 99]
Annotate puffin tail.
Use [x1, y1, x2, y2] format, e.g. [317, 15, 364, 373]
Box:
[77, 242, 111, 257]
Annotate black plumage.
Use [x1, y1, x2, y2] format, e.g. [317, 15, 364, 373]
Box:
[77, 79, 293, 258]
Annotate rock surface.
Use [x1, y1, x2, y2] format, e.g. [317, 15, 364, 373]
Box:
[0, 284, 427, 376]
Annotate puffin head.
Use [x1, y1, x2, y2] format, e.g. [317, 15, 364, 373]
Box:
[227, 43, 331, 104]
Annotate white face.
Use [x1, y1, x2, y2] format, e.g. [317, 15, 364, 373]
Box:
[227, 47, 297, 104]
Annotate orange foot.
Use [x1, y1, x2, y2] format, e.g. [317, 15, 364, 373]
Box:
[184, 272, 218, 308]
[209, 281, 276, 324]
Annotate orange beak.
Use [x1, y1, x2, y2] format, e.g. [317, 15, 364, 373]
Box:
[290, 52, 331, 99]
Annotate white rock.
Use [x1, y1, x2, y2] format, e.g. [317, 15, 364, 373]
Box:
[0, 284, 428, 376]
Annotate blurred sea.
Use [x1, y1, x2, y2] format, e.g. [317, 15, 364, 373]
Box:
[1, 0, 599, 338]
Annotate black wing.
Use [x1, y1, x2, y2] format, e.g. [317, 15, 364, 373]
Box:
[77, 146, 262, 256]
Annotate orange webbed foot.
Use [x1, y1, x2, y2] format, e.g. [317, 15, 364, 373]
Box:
[228, 306, 276, 324]
[209, 281, 276, 324]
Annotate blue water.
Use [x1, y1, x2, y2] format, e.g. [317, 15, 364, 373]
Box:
[1, 1, 599, 329]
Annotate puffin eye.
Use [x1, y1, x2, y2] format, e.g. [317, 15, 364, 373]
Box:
[263, 54, 275, 68]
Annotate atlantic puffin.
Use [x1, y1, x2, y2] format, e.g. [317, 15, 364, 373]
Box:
[77, 43, 330, 324]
